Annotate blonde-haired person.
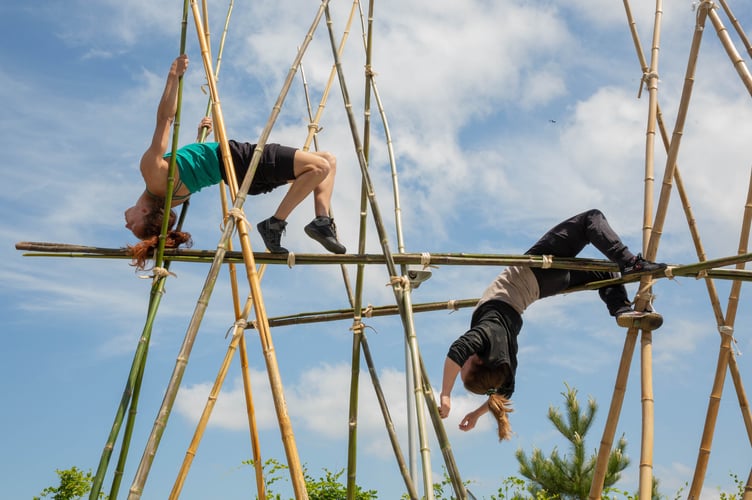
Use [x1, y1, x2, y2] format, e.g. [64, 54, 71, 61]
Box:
[439, 209, 666, 440]
[124, 55, 345, 269]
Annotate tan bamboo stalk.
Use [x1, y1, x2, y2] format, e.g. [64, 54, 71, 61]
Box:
[323, 5, 437, 497]
[640, 0, 661, 254]
[639, 330, 655, 496]
[590, 1, 672, 495]
[717, 0, 752, 58]
[169, 3, 267, 497]
[745, 467, 752, 500]
[635, 2, 664, 495]
[689, 168, 752, 497]
[707, 7, 752, 97]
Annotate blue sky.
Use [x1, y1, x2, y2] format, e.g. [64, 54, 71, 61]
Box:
[2, 0, 752, 499]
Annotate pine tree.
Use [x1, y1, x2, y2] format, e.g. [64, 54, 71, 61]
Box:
[515, 383, 630, 499]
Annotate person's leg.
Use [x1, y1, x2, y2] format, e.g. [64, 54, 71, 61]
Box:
[273, 150, 334, 220]
[526, 209, 633, 263]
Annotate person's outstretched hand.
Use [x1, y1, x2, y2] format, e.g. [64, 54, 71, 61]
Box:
[459, 410, 481, 431]
[439, 393, 451, 418]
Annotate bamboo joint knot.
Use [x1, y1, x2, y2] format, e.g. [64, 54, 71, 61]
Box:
[541, 254, 553, 269]
[387, 275, 410, 291]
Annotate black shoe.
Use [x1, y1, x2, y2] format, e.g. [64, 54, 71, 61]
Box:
[620, 253, 667, 276]
[257, 217, 288, 253]
[304, 216, 346, 254]
[616, 310, 664, 330]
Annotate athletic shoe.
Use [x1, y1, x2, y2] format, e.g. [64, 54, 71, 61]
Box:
[304, 216, 346, 254]
[621, 253, 667, 276]
[616, 310, 664, 330]
[257, 216, 288, 253]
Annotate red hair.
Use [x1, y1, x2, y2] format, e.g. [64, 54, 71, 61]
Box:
[126, 198, 192, 270]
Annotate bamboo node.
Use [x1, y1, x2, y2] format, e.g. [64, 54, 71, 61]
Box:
[541, 254, 553, 269]
[286, 252, 296, 268]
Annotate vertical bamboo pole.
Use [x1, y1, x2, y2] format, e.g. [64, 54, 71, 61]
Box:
[637, 2, 662, 496]
[639, 330, 655, 496]
[322, 6, 438, 497]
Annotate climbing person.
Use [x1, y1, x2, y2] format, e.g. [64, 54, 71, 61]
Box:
[438, 208, 666, 440]
[124, 54, 345, 270]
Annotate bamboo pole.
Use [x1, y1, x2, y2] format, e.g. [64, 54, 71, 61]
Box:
[323, 5, 438, 497]
[89, 3, 192, 498]
[168, 3, 268, 497]
[689, 168, 752, 497]
[637, 3, 664, 494]
[707, 6, 752, 98]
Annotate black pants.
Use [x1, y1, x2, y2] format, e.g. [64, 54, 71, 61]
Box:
[525, 209, 636, 316]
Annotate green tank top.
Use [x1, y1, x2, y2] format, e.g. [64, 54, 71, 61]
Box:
[165, 142, 222, 194]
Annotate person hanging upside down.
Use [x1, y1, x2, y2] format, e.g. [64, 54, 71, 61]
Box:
[124, 54, 345, 269]
[438, 209, 666, 440]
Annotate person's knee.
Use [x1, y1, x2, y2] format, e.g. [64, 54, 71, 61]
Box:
[318, 151, 336, 176]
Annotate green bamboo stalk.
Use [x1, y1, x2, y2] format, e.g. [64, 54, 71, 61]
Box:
[128, 2, 329, 497]
[324, 5, 438, 497]
[89, 3, 192, 498]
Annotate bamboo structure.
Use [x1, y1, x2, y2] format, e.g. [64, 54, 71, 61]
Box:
[13, 0, 752, 498]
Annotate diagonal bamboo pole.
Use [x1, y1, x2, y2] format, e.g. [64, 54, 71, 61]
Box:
[689, 167, 752, 497]
[322, 6, 438, 498]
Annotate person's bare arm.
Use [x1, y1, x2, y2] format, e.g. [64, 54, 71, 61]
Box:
[140, 55, 189, 177]
[439, 357, 461, 418]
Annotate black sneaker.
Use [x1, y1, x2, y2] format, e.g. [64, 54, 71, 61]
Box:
[257, 216, 288, 253]
[620, 253, 667, 276]
[304, 216, 346, 254]
[616, 310, 664, 330]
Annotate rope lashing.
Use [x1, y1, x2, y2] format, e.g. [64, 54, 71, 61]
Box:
[638, 70, 660, 99]
[139, 266, 177, 280]
[307, 122, 323, 134]
[387, 275, 410, 291]
[364, 64, 377, 78]
[363, 304, 374, 318]
[350, 322, 365, 335]
[447, 300, 459, 313]
[420, 252, 438, 270]
[719, 325, 742, 356]
[224, 319, 248, 339]
[286, 252, 296, 268]
[664, 266, 676, 279]
[541, 254, 553, 269]
[696, 269, 708, 279]
[221, 207, 250, 233]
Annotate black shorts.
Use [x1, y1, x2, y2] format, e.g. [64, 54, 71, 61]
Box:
[220, 141, 297, 195]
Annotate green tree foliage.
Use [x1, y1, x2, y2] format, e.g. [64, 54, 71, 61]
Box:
[244, 458, 378, 499]
[514, 383, 630, 499]
[34, 466, 103, 500]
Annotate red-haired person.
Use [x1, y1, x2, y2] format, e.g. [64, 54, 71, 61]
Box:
[124, 55, 345, 269]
